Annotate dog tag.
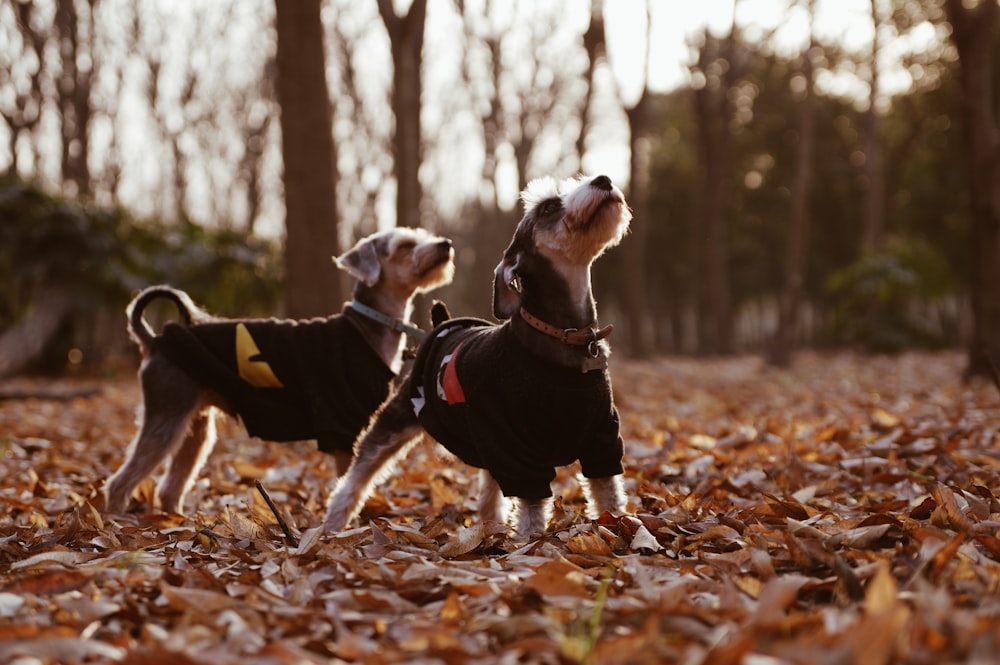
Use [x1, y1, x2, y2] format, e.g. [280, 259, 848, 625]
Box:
[581, 355, 607, 373]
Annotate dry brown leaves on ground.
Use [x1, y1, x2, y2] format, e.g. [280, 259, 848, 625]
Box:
[1, 351, 999, 664]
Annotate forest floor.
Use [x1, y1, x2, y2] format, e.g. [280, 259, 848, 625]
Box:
[0, 350, 999, 664]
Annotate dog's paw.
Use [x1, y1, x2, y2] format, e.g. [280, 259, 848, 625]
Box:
[322, 497, 353, 533]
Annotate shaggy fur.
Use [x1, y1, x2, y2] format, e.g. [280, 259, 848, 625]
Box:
[103, 227, 455, 514]
[323, 175, 631, 537]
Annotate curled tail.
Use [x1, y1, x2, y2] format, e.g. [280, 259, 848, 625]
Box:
[126, 286, 202, 351]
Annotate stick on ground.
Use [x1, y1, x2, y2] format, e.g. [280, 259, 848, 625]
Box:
[254, 480, 299, 548]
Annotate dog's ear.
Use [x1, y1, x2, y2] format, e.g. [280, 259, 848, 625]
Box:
[492, 254, 522, 320]
[334, 239, 381, 286]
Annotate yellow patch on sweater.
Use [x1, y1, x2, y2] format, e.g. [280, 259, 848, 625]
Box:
[235, 323, 284, 388]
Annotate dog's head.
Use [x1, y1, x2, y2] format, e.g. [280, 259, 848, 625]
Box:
[493, 174, 631, 319]
[336, 227, 455, 296]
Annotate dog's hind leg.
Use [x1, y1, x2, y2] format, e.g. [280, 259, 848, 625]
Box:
[323, 388, 423, 531]
[104, 358, 203, 513]
[478, 470, 507, 524]
[157, 407, 218, 514]
[581, 475, 626, 517]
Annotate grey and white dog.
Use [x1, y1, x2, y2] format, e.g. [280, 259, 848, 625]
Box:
[323, 174, 631, 537]
[104, 227, 455, 515]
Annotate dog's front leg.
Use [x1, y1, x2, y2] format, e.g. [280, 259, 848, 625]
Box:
[582, 474, 626, 518]
[323, 388, 423, 531]
[478, 470, 507, 524]
[513, 497, 552, 538]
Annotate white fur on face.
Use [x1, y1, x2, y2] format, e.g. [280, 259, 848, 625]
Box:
[339, 227, 455, 292]
[523, 175, 632, 266]
[386, 227, 456, 293]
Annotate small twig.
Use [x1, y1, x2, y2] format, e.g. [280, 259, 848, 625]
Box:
[197, 526, 226, 542]
[254, 480, 299, 548]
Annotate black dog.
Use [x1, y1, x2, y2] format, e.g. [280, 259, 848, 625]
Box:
[104, 227, 454, 514]
[323, 175, 631, 536]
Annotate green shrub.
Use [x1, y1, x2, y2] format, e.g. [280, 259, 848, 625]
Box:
[0, 176, 281, 370]
[825, 236, 955, 353]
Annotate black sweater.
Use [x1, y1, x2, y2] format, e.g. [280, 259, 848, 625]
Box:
[152, 312, 394, 454]
[409, 318, 624, 499]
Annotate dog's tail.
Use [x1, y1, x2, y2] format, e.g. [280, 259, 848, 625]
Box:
[127, 286, 204, 351]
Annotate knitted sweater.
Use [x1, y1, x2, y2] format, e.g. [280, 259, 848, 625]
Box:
[151, 311, 394, 454]
[409, 318, 624, 499]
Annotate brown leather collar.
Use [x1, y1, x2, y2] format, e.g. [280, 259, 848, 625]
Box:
[518, 307, 613, 348]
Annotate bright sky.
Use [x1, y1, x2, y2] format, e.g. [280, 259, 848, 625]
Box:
[603, 0, 934, 105]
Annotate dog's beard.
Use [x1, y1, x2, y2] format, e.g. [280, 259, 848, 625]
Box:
[537, 199, 631, 265]
[414, 248, 456, 291]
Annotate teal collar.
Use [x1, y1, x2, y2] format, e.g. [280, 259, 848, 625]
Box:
[348, 300, 427, 342]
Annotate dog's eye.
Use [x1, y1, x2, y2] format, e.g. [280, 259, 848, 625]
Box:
[539, 201, 561, 216]
[396, 241, 417, 252]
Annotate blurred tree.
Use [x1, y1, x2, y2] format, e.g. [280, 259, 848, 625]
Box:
[454, 0, 508, 213]
[506, 8, 582, 192]
[274, 0, 340, 317]
[770, 0, 817, 367]
[447, 0, 595, 318]
[1, 1, 277, 233]
[378, 0, 427, 228]
[860, 0, 886, 252]
[943, 0, 1000, 378]
[644, 36, 871, 354]
[326, 4, 390, 242]
[598, 95, 692, 352]
[0, 0, 984, 363]
[449, 0, 519, 317]
[54, 0, 95, 197]
[596, 0, 654, 356]
[0, 1, 47, 176]
[690, 23, 740, 355]
[578, 0, 604, 168]
[233, 58, 275, 235]
[2, 0, 100, 196]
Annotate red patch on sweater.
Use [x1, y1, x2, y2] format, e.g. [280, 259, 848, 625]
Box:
[441, 342, 467, 405]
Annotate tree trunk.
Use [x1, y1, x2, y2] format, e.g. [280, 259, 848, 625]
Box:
[55, 0, 94, 197]
[3, 2, 47, 179]
[860, 0, 884, 253]
[611, 0, 654, 357]
[623, 93, 654, 356]
[378, 0, 427, 229]
[274, 0, 340, 318]
[944, 0, 1000, 379]
[692, 32, 735, 355]
[577, 0, 605, 169]
[770, 6, 816, 367]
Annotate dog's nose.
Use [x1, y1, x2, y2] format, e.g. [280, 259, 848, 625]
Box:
[591, 175, 613, 191]
[438, 239, 453, 250]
